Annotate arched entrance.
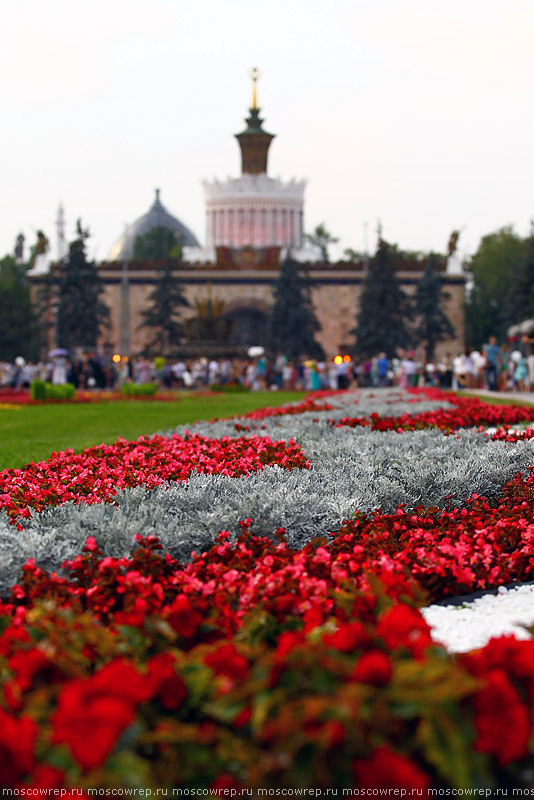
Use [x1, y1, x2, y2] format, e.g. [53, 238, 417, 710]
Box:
[224, 300, 269, 347]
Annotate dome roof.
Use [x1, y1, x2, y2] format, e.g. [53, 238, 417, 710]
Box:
[108, 189, 200, 260]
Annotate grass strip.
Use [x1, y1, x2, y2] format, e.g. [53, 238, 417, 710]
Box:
[0, 391, 306, 469]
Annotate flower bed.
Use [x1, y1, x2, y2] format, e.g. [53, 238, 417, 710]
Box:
[0, 389, 185, 405]
[333, 390, 534, 433]
[0, 388, 533, 791]
[0, 434, 308, 523]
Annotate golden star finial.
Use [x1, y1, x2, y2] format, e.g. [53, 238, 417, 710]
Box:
[250, 67, 260, 109]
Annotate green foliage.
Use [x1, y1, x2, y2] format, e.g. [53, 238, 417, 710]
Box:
[304, 223, 339, 262]
[56, 221, 110, 351]
[0, 391, 307, 469]
[267, 258, 325, 360]
[30, 380, 76, 401]
[414, 255, 455, 362]
[353, 239, 413, 358]
[343, 248, 363, 261]
[29, 379, 47, 400]
[139, 261, 190, 354]
[0, 255, 40, 361]
[133, 227, 183, 261]
[465, 226, 526, 347]
[120, 382, 157, 397]
[507, 230, 534, 327]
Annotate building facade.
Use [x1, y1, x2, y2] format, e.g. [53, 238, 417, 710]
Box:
[40, 255, 461, 361]
[30, 75, 466, 361]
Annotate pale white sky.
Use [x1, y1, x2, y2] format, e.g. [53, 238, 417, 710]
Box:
[2, 0, 533, 263]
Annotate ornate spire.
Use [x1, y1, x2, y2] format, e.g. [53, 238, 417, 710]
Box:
[251, 66, 259, 109]
[235, 68, 275, 175]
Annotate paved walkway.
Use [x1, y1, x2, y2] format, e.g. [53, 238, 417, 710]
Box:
[466, 388, 534, 405]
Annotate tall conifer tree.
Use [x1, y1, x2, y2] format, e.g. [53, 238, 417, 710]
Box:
[56, 222, 110, 351]
[414, 254, 455, 362]
[0, 255, 40, 360]
[139, 261, 190, 353]
[267, 257, 324, 359]
[352, 239, 412, 358]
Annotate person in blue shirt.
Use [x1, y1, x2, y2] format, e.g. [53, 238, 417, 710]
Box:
[483, 336, 501, 391]
[377, 353, 390, 387]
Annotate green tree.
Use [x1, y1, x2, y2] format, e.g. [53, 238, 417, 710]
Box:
[343, 248, 363, 261]
[352, 239, 413, 358]
[56, 221, 110, 351]
[414, 254, 455, 362]
[0, 255, 40, 361]
[465, 226, 526, 347]
[133, 227, 183, 261]
[266, 258, 324, 360]
[507, 225, 534, 325]
[139, 261, 190, 353]
[304, 223, 339, 262]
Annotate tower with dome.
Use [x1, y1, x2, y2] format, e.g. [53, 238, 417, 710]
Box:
[29, 72, 466, 359]
[203, 68, 306, 253]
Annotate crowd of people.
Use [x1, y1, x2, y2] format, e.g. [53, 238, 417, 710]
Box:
[1, 335, 533, 395]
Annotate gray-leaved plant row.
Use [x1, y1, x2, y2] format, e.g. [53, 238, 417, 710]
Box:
[1, 387, 534, 596]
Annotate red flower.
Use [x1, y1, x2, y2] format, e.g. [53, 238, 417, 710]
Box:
[27, 764, 65, 789]
[353, 746, 430, 792]
[323, 621, 372, 653]
[473, 669, 531, 765]
[462, 635, 534, 701]
[234, 705, 252, 727]
[8, 647, 64, 692]
[167, 594, 204, 639]
[376, 605, 432, 655]
[275, 631, 306, 658]
[211, 774, 242, 791]
[352, 650, 393, 687]
[0, 708, 36, 787]
[52, 660, 149, 770]
[147, 653, 187, 711]
[204, 643, 249, 682]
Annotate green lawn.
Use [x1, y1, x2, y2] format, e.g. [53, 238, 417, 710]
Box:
[458, 391, 534, 407]
[0, 391, 306, 469]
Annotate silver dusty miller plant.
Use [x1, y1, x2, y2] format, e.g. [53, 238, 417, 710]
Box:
[0, 389, 533, 595]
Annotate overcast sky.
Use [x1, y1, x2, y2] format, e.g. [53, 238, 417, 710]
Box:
[2, 0, 533, 263]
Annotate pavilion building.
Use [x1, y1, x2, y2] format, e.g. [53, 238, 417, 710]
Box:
[30, 73, 466, 360]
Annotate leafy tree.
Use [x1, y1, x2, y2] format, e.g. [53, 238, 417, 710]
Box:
[133, 227, 183, 261]
[139, 261, 190, 353]
[304, 223, 339, 262]
[343, 248, 363, 261]
[0, 255, 40, 360]
[465, 226, 526, 347]
[507, 225, 534, 325]
[266, 257, 325, 360]
[56, 221, 110, 351]
[414, 254, 455, 362]
[352, 239, 413, 358]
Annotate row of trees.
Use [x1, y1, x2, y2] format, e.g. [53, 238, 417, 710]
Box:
[268, 240, 454, 362]
[465, 225, 534, 347]
[1, 225, 455, 362]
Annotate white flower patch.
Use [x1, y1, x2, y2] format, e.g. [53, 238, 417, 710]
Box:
[423, 583, 534, 652]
